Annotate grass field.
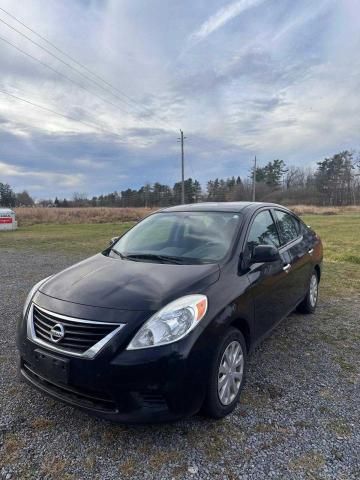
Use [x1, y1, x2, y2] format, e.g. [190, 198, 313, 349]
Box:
[1, 212, 359, 479]
[302, 213, 360, 297]
[1, 213, 359, 298]
[0, 222, 135, 255]
[14, 207, 154, 226]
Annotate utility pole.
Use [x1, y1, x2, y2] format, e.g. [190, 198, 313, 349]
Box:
[178, 130, 186, 204]
[252, 155, 257, 201]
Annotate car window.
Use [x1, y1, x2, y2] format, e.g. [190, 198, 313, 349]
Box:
[300, 221, 310, 235]
[246, 210, 280, 254]
[128, 215, 174, 247]
[275, 210, 300, 244]
[111, 211, 241, 263]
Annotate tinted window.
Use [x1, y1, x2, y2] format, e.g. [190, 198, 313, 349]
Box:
[275, 210, 300, 244]
[246, 210, 280, 254]
[127, 215, 174, 246]
[300, 220, 309, 235]
[112, 211, 241, 263]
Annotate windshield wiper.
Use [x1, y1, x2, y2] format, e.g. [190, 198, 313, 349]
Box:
[122, 253, 187, 264]
[110, 248, 126, 259]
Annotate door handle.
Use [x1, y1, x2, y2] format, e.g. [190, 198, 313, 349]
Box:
[308, 248, 314, 255]
[283, 263, 291, 273]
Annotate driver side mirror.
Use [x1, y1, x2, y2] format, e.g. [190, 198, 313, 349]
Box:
[251, 245, 280, 263]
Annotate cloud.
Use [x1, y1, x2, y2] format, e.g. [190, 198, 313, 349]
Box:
[0, 0, 359, 198]
[189, 0, 266, 43]
[74, 158, 107, 169]
[0, 161, 84, 188]
[272, 0, 333, 44]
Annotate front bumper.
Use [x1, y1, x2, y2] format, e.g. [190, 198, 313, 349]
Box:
[17, 303, 210, 423]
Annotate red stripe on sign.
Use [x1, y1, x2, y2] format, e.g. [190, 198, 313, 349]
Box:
[0, 218, 13, 223]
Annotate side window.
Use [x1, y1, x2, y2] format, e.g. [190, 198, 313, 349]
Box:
[275, 210, 300, 245]
[246, 210, 280, 254]
[300, 220, 309, 235]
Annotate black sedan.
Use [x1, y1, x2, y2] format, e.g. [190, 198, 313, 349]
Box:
[17, 202, 323, 422]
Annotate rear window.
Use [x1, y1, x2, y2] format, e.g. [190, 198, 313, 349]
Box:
[275, 210, 300, 244]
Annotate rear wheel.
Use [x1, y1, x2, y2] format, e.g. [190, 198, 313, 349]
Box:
[203, 328, 246, 419]
[297, 271, 319, 314]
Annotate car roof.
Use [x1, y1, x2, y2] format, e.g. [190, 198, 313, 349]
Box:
[0, 208, 15, 214]
[160, 202, 287, 214]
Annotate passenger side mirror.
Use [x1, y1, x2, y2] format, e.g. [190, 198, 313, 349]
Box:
[252, 245, 280, 263]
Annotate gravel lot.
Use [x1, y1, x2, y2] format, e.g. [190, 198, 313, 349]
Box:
[0, 248, 359, 480]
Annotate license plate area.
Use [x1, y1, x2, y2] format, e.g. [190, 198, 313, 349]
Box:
[32, 349, 69, 384]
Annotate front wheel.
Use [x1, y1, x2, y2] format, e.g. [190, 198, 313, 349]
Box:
[203, 328, 247, 419]
[297, 271, 319, 314]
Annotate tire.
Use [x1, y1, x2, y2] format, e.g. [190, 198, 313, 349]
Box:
[297, 270, 319, 314]
[203, 328, 247, 419]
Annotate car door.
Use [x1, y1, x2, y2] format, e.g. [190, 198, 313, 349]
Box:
[243, 209, 294, 341]
[273, 209, 313, 305]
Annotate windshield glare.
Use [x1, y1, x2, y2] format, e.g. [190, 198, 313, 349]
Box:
[112, 211, 241, 264]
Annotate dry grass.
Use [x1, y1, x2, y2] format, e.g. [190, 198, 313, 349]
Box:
[13, 205, 360, 226]
[326, 420, 352, 437]
[289, 451, 326, 472]
[291, 204, 360, 215]
[119, 458, 137, 477]
[30, 417, 54, 430]
[14, 207, 155, 226]
[40, 456, 68, 479]
[0, 434, 24, 466]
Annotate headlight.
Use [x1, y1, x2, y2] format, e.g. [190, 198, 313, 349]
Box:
[22, 276, 52, 318]
[127, 294, 208, 350]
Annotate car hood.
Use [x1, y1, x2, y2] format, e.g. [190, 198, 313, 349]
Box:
[39, 253, 220, 312]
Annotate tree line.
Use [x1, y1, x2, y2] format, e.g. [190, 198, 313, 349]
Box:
[0, 184, 34, 208]
[1, 150, 360, 208]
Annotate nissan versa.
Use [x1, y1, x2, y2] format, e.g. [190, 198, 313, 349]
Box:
[17, 202, 323, 422]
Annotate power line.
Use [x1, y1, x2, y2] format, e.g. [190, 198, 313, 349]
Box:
[0, 9, 177, 132]
[0, 89, 124, 139]
[0, 6, 144, 107]
[0, 33, 174, 135]
[0, 7, 187, 189]
[0, 34, 144, 118]
[0, 6, 160, 116]
[0, 17, 149, 119]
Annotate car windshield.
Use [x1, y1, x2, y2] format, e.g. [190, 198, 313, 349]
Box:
[110, 211, 242, 264]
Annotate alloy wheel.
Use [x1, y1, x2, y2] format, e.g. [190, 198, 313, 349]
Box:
[309, 274, 318, 308]
[217, 340, 244, 406]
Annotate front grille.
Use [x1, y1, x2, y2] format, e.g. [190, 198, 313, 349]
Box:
[32, 304, 119, 355]
[22, 362, 118, 413]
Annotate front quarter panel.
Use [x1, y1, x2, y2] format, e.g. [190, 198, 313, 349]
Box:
[194, 263, 254, 353]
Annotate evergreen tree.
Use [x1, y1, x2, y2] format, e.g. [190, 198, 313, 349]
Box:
[0, 182, 16, 207]
[255, 160, 287, 187]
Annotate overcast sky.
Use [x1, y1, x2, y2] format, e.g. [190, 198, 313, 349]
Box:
[0, 0, 359, 199]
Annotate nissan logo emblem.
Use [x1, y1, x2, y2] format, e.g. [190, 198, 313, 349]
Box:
[50, 323, 65, 343]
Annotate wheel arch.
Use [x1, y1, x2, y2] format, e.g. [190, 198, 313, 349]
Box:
[314, 264, 321, 281]
[230, 317, 252, 353]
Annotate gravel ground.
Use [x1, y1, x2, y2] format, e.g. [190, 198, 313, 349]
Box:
[0, 248, 359, 480]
